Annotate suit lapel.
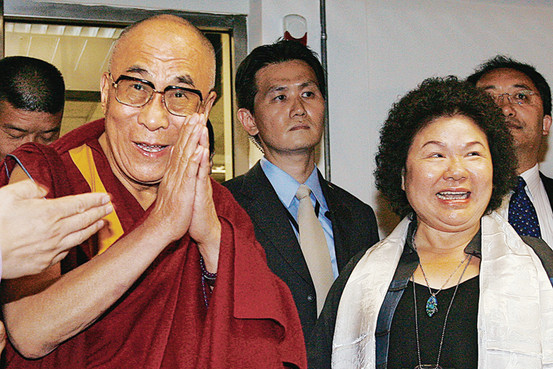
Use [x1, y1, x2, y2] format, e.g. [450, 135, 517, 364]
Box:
[240, 163, 312, 283]
[318, 171, 353, 271]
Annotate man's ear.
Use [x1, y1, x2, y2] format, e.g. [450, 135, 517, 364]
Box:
[401, 168, 406, 191]
[100, 72, 111, 115]
[237, 108, 259, 136]
[543, 114, 552, 136]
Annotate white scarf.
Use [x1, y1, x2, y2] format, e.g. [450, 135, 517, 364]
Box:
[332, 212, 553, 369]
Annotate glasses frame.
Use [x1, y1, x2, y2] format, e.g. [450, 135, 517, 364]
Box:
[490, 89, 537, 106]
[110, 74, 203, 117]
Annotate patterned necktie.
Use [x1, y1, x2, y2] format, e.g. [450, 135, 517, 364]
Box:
[509, 176, 541, 238]
[296, 184, 333, 315]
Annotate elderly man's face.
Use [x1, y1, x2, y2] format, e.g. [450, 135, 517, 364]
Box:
[100, 20, 216, 188]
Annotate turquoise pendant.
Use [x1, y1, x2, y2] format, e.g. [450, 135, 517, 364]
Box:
[426, 295, 438, 317]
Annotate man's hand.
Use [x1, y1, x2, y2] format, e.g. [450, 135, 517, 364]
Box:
[188, 116, 221, 273]
[0, 320, 5, 354]
[147, 114, 221, 272]
[147, 114, 209, 241]
[0, 180, 113, 279]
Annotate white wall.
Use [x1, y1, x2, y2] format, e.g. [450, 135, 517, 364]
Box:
[27, 0, 249, 14]
[246, 0, 320, 51]
[326, 0, 553, 233]
[245, 0, 323, 167]
[237, 0, 553, 234]
[9, 0, 553, 234]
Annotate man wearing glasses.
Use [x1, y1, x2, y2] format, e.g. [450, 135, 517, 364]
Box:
[0, 15, 305, 368]
[468, 56, 553, 247]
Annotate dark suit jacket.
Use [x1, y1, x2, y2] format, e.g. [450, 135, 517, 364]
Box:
[540, 172, 553, 210]
[223, 161, 379, 341]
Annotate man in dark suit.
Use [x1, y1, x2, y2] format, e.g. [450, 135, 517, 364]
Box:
[468, 56, 553, 246]
[223, 40, 379, 341]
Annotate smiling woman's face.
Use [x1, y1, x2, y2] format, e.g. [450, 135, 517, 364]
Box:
[403, 115, 493, 234]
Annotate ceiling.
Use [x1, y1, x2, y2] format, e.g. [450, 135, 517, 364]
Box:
[5, 21, 122, 134]
[5, 21, 121, 91]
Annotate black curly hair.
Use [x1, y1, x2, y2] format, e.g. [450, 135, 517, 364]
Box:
[375, 76, 517, 218]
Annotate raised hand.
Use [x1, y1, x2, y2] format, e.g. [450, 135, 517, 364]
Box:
[188, 116, 221, 273]
[0, 180, 113, 279]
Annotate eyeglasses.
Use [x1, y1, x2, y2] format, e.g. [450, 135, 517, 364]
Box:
[488, 89, 537, 106]
[110, 74, 203, 117]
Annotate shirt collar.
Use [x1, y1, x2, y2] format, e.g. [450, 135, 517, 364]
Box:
[519, 163, 541, 199]
[260, 157, 327, 210]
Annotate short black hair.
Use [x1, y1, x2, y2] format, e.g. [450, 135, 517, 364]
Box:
[235, 39, 326, 114]
[467, 55, 551, 116]
[0, 56, 65, 114]
[375, 76, 517, 218]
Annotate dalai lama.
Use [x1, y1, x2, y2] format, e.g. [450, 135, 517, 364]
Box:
[0, 14, 305, 369]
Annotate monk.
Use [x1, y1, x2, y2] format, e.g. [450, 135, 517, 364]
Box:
[0, 15, 305, 369]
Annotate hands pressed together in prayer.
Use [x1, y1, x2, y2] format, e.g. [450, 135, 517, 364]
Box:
[148, 113, 221, 273]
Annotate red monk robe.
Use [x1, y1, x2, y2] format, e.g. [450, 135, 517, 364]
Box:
[0, 119, 306, 369]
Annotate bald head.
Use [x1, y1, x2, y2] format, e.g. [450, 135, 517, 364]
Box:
[99, 14, 219, 190]
[110, 15, 216, 90]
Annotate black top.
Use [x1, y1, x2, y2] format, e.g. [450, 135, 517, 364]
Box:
[388, 277, 479, 369]
[307, 217, 553, 369]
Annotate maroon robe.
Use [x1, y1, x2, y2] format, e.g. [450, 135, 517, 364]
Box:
[0, 119, 306, 369]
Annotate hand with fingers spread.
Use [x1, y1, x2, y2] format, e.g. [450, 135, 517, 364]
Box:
[0, 180, 113, 279]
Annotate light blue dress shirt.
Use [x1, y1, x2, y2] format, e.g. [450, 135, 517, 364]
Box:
[260, 157, 338, 278]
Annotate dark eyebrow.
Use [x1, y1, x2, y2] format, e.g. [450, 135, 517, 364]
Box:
[267, 80, 319, 94]
[271, 86, 289, 93]
[2, 124, 60, 134]
[421, 140, 444, 149]
[481, 83, 534, 91]
[125, 66, 149, 75]
[43, 127, 61, 134]
[421, 140, 485, 149]
[512, 83, 534, 91]
[300, 81, 319, 89]
[464, 141, 486, 148]
[176, 75, 195, 87]
[3, 124, 28, 133]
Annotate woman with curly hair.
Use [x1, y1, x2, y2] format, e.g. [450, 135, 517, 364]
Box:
[308, 76, 553, 369]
